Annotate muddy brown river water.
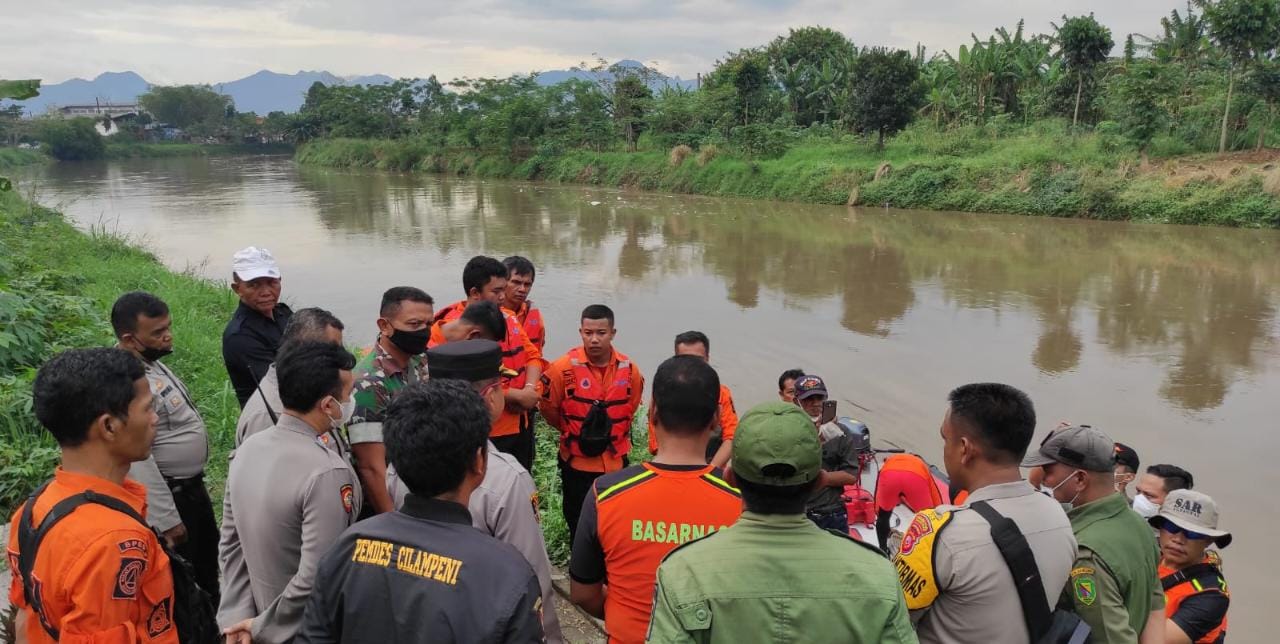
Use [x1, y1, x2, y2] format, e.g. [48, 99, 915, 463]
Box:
[22, 155, 1280, 638]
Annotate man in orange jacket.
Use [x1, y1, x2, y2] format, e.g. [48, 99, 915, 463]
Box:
[430, 256, 542, 470]
[646, 331, 738, 468]
[7, 348, 178, 644]
[540, 304, 644, 543]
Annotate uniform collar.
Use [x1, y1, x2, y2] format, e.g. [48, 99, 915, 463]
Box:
[276, 413, 326, 438]
[234, 301, 289, 326]
[372, 336, 418, 377]
[737, 510, 814, 529]
[57, 467, 148, 515]
[400, 494, 473, 525]
[1067, 491, 1130, 531]
[965, 480, 1036, 503]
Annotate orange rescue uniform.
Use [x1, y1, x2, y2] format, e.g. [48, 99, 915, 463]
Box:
[430, 300, 543, 438]
[569, 463, 742, 643]
[647, 384, 738, 455]
[511, 300, 546, 352]
[540, 347, 644, 473]
[875, 453, 946, 513]
[6, 468, 178, 644]
[1160, 559, 1229, 643]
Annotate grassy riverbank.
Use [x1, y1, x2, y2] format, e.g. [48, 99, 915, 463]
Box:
[105, 141, 294, 159]
[296, 122, 1280, 228]
[0, 190, 241, 515]
[0, 148, 47, 170]
[0, 190, 625, 559]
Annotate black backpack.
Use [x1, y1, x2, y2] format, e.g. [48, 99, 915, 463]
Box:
[970, 501, 1092, 644]
[575, 400, 615, 457]
[16, 481, 220, 644]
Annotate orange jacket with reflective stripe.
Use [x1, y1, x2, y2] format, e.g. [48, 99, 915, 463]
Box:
[647, 384, 737, 455]
[1160, 560, 1228, 643]
[512, 301, 545, 352]
[540, 347, 644, 472]
[6, 469, 178, 644]
[430, 300, 542, 437]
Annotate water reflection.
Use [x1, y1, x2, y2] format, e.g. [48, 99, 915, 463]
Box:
[287, 167, 1279, 412]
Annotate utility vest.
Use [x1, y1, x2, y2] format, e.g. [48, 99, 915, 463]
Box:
[516, 302, 545, 351]
[892, 507, 953, 610]
[560, 347, 635, 458]
[1160, 559, 1228, 643]
[882, 454, 945, 507]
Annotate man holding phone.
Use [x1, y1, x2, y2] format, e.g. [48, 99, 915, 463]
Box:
[793, 375, 859, 533]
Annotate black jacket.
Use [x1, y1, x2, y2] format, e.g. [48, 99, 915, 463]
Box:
[221, 301, 292, 408]
[295, 495, 544, 644]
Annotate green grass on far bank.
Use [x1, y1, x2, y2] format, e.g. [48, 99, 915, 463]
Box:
[0, 148, 47, 170]
[105, 141, 294, 159]
[296, 121, 1280, 228]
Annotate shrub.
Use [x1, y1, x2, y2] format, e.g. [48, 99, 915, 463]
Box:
[38, 118, 106, 161]
[669, 144, 693, 167]
[696, 144, 719, 167]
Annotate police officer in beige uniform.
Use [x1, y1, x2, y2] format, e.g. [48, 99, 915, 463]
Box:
[893, 383, 1076, 644]
[387, 339, 563, 643]
[234, 307, 346, 447]
[111, 291, 219, 602]
[218, 341, 362, 644]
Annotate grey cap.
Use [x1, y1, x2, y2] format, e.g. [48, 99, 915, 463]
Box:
[1020, 424, 1116, 473]
[1149, 489, 1232, 548]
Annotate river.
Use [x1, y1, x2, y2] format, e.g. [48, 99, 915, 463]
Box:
[23, 155, 1280, 637]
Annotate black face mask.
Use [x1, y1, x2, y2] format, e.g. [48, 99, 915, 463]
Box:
[136, 342, 173, 362]
[387, 327, 431, 356]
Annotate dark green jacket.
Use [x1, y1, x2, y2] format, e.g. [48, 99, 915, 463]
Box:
[647, 511, 917, 643]
[1062, 493, 1164, 643]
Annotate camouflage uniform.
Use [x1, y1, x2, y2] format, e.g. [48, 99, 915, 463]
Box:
[346, 339, 429, 446]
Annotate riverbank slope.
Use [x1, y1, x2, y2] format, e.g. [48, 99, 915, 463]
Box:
[296, 125, 1280, 228]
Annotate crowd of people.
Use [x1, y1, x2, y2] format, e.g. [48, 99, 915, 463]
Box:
[5, 245, 1234, 644]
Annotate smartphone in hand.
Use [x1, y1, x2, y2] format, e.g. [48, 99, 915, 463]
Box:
[819, 399, 838, 425]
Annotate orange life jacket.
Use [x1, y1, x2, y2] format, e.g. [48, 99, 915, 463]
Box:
[560, 347, 636, 458]
[1160, 559, 1228, 644]
[514, 301, 545, 351]
[882, 454, 945, 507]
[430, 300, 529, 389]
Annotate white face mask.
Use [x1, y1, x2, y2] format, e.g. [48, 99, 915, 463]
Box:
[328, 396, 355, 429]
[1131, 494, 1160, 519]
[1040, 470, 1084, 511]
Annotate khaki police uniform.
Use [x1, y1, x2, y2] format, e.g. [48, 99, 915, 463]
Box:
[893, 481, 1077, 644]
[235, 364, 346, 456]
[217, 414, 361, 644]
[127, 357, 219, 599]
[296, 495, 543, 643]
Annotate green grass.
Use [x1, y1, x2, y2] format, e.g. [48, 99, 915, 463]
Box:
[296, 121, 1280, 228]
[105, 141, 293, 159]
[0, 148, 47, 170]
[0, 190, 240, 516]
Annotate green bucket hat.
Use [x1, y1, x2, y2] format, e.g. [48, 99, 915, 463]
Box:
[731, 402, 821, 486]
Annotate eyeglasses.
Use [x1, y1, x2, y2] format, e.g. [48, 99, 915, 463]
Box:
[1160, 519, 1212, 542]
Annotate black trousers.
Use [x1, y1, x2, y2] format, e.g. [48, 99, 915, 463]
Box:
[559, 456, 628, 545]
[167, 474, 220, 604]
[491, 410, 536, 472]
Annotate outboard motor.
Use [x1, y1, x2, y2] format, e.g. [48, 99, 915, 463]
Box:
[836, 417, 872, 456]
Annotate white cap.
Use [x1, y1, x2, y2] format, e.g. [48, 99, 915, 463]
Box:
[231, 246, 281, 282]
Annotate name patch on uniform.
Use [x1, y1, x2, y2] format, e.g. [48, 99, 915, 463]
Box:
[631, 520, 726, 544]
[117, 538, 149, 555]
[114, 557, 146, 599]
[147, 597, 173, 637]
[394, 545, 463, 585]
[341, 484, 354, 515]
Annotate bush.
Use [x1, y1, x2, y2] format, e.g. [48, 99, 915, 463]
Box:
[730, 124, 795, 159]
[669, 144, 693, 167]
[38, 118, 106, 161]
[696, 144, 719, 167]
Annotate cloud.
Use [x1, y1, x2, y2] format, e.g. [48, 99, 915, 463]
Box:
[5, 0, 1186, 85]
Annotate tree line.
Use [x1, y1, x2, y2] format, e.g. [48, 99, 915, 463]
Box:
[9, 0, 1280, 162]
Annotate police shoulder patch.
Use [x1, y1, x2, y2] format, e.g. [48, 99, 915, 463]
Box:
[340, 484, 355, 515]
[530, 491, 541, 521]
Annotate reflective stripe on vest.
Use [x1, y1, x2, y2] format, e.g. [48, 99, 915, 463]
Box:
[1160, 561, 1228, 643]
[500, 311, 530, 389]
[561, 347, 634, 457]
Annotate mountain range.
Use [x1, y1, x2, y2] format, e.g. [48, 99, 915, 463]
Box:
[7, 62, 696, 117]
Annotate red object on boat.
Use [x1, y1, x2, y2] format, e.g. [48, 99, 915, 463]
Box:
[844, 484, 876, 529]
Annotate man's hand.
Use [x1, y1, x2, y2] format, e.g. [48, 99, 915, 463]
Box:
[505, 385, 539, 411]
[163, 522, 189, 547]
[223, 618, 253, 644]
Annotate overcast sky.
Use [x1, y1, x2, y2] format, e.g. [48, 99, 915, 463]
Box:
[7, 1, 1187, 85]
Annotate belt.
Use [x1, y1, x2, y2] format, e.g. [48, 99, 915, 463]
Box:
[164, 472, 205, 492]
